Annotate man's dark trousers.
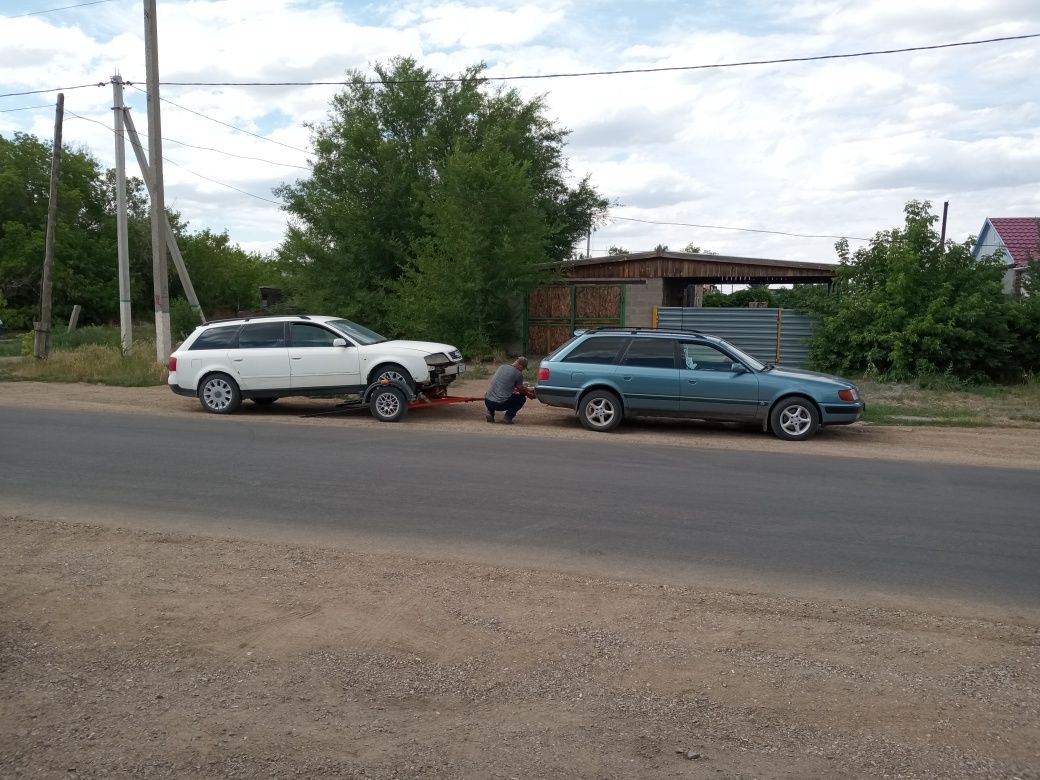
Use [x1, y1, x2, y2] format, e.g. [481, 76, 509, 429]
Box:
[485, 394, 526, 420]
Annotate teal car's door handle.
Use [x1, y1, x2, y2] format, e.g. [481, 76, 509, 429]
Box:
[622, 376, 632, 381]
[687, 379, 697, 384]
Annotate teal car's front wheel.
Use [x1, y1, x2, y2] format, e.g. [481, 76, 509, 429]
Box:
[770, 397, 820, 441]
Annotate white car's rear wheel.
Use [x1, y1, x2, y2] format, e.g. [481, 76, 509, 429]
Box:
[199, 373, 241, 414]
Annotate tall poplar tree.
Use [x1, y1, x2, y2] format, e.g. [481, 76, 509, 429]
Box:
[275, 57, 608, 345]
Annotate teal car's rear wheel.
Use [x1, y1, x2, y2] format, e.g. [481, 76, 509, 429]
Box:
[578, 389, 622, 432]
[770, 397, 819, 441]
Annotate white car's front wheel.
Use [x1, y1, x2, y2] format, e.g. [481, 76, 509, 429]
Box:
[369, 385, 408, 422]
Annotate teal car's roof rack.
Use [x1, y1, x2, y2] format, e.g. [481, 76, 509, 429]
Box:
[576, 326, 704, 336]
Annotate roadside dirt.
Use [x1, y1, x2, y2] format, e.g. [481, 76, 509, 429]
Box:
[2, 381, 1039, 777]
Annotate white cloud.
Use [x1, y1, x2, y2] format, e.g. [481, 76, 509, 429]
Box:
[2, 0, 1039, 265]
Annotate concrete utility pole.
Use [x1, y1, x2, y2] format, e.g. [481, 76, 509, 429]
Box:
[144, 0, 171, 362]
[33, 93, 63, 360]
[112, 74, 133, 352]
[122, 110, 206, 325]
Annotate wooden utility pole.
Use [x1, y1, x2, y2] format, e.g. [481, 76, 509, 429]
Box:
[112, 74, 133, 351]
[939, 201, 949, 254]
[33, 93, 64, 360]
[144, 0, 172, 362]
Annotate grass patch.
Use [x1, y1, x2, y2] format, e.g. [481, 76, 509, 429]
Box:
[6, 341, 167, 386]
[861, 403, 988, 427]
[0, 331, 23, 357]
[857, 378, 1040, 427]
[463, 362, 493, 381]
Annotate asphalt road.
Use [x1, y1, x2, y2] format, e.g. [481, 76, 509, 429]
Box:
[2, 406, 1039, 605]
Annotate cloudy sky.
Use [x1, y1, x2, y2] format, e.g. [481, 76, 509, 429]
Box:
[2, 0, 1038, 263]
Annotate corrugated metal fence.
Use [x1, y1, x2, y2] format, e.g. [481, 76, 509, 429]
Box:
[656, 307, 814, 368]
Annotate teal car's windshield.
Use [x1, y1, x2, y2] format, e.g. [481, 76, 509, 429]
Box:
[327, 318, 387, 346]
[714, 338, 766, 371]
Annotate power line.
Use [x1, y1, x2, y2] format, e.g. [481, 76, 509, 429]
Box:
[127, 84, 311, 155]
[0, 82, 106, 99]
[609, 215, 872, 242]
[65, 111, 288, 206]
[162, 157, 285, 206]
[0, 104, 53, 113]
[65, 110, 308, 170]
[161, 136, 309, 170]
[5, 32, 1034, 102]
[150, 33, 1040, 87]
[7, 0, 117, 18]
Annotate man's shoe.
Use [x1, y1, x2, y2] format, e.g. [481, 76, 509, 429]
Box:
[502, 416, 514, 425]
[485, 413, 494, 424]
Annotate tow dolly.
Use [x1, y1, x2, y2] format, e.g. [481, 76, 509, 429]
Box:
[301, 379, 484, 422]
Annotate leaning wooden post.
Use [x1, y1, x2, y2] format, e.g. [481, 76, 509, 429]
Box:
[34, 93, 64, 360]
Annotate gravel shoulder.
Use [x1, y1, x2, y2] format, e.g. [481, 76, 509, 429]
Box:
[2, 381, 1039, 777]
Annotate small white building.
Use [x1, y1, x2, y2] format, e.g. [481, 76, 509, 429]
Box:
[972, 218, 1040, 295]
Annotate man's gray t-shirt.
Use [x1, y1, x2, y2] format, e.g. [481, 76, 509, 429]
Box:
[485, 364, 523, 403]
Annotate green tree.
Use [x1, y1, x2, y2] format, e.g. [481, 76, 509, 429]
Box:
[703, 284, 776, 308]
[806, 201, 1012, 381]
[1007, 262, 1040, 376]
[176, 229, 271, 316]
[0, 131, 275, 335]
[773, 284, 829, 311]
[276, 57, 609, 344]
[390, 144, 547, 354]
[0, 133, 116, 328]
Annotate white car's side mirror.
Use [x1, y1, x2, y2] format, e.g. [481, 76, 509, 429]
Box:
[332, 338, 348, 347]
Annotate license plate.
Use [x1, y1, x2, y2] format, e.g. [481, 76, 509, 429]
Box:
[446, 363, 465, 375]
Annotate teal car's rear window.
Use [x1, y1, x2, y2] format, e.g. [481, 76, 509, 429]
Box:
[562, 336, 627, 364]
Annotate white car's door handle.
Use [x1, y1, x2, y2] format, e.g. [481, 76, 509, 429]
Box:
[232, 358, 243, 362]
[291, 356, 302, 360]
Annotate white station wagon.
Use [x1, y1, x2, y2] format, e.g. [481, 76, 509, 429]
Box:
[168, 314, 464, 415]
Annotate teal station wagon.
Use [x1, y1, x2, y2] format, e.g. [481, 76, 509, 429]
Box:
[535, 327, 863, 441]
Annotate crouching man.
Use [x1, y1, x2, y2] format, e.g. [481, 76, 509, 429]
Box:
[484, 356, 534, 425]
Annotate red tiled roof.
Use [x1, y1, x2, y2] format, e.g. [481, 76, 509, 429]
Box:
[988, 218, 1040, 266]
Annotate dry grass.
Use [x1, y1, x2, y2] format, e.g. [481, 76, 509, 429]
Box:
[3, 341, 167, 387]
[858, 378, 1040, 427]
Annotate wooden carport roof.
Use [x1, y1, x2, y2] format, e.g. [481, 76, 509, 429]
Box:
[556, 250, 837, 284]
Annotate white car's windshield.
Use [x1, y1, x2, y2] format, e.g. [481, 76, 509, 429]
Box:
[715, 338, 766, 371]
[327, 318, 387, 346]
